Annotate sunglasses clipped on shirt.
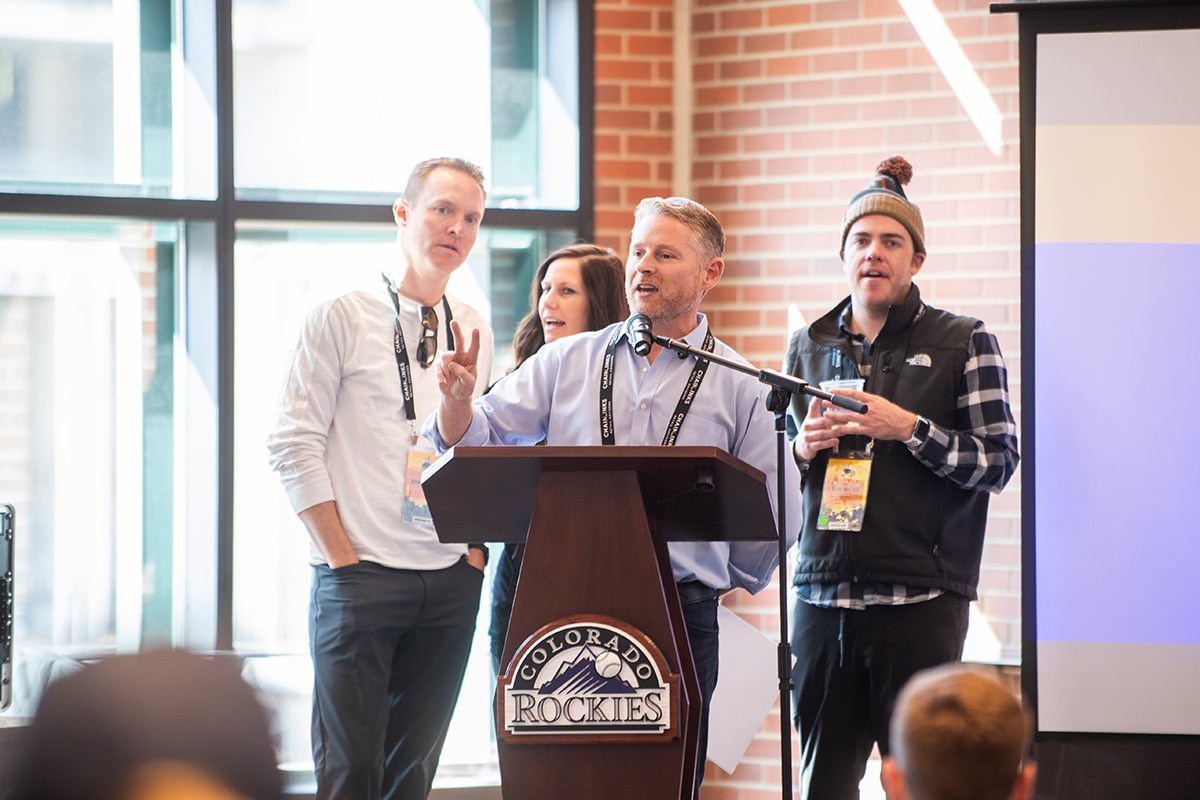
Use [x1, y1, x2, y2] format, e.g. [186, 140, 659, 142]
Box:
[416, 304, 439, 368]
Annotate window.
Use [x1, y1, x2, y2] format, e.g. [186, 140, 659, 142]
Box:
[0, 0, 591, 788]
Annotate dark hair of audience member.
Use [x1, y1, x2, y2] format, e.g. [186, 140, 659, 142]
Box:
[510, 244, 628, 366]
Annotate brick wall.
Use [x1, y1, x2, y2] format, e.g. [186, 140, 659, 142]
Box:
[594, 1, 1021, 795]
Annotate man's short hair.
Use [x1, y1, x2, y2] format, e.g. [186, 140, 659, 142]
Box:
[402, 157, 487, 204]
[890, 664, 1031, 800]
[633, 197, 725, 263]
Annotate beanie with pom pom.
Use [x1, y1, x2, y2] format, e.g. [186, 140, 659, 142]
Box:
[840, 156, 926, 255]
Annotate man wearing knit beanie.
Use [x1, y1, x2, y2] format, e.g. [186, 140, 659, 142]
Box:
[782, 157, 1020, 799]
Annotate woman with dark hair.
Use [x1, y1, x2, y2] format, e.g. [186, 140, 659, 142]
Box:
[489, 243, 628, 674]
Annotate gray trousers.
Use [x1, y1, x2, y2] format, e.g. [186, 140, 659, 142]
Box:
[309, 558, 483, 800]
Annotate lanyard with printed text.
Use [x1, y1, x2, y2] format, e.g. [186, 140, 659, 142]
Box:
[598, 324, 715, 447]
[382, 273, 454, 444]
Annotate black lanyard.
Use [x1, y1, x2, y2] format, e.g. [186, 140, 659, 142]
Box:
[382, 274, 454, 443]
[599, 324, 715, 446]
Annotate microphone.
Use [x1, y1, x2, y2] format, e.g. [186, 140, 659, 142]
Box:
[626, 312, 654, 357]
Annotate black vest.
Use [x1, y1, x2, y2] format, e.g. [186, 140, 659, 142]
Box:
[784, 285, 990, 599]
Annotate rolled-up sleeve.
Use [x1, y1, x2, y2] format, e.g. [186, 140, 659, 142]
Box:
[266, 302, 346, 514]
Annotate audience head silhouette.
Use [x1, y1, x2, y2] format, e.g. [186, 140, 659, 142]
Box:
[16, 649, 282, 800]
[882, 664, 1036, 800]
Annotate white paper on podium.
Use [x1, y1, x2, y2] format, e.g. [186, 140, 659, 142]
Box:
[706, 605, 793, 774]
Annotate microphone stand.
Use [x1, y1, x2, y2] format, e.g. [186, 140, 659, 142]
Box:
[652, 333, 867, 800]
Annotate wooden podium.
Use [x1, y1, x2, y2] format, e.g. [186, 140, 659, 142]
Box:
[422, 446, 776, 800]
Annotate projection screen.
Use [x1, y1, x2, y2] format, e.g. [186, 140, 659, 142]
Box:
[1031, 23, 1200, 735]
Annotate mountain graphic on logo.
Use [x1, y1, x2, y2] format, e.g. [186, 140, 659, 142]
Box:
[537, 646, 636, 695]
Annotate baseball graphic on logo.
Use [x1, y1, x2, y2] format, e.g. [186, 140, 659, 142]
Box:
[594, 650, 621, 678]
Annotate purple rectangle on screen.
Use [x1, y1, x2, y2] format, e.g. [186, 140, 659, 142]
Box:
[1035, 242, 1200, 644]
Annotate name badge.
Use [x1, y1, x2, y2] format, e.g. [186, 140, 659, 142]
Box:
[817, 451, 872, 532]
[403, 447, 437, 527]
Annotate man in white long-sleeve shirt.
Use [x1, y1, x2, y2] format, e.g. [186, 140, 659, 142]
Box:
[267, 157, 494, 800]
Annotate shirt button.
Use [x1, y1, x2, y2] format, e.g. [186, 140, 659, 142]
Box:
[640, 403, 647, 410]
[642, 366, 648, 373]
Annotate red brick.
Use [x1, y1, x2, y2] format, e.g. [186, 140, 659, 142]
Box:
[791, 28, 835, 49]
[815, 51, 858, 73]
[745, 132, 788, 153]
[720, 59, 763, 80]
[693, 110, 715, 132]
[864, 0, 903, 17]
[745, 32, 787, 54]
[745, 182, 788, 203]
[964, 40, 1014, 65]
[721, 210, 763, 229]
[596, 58, 655, 81]
[912, 95, 965, 118]
[862, 99, 909, 121]
[594, 209, 632, 232]
[719, 108, 762, 130]
[836, 75, 884, 96]
[947, 14, 985, 38]
[718, 159, 763, 179]
[595, 84, 622, 104]
[766, 207, 809, 227]
[595, 184, 621, 205]
[627, 135, 672, 156]
[743, 81, 788, 103]
[837, 23, 886, 48]
[719, 8, 763, 30]
[624, 184, 671, 205]
[692, 62, 716, 82]
[862, 47, 909, 71]
[692, 11, 714, 34]
[767, 4, 812, 26]
[595, 133, 621, 155]
[627, 84, 672, 106]
[697, 135, 739, 156]
[695, 184, 739, 204]
[596, 9, 652, 30]
[790, 129, 835, 150]
[790, 78, 834, 100]
[596, 33, 623, 56]
[765, 106, 809, 128]
[595, 109, 651, 130]
[698, 85, 739, 106]
[766, 54, 811, 78]
[595, 159, 652, 181]
[885, 72, 934, 93]
[886, 21, 919, 44]
[697, 35, 740, 58]
[813, 103, 860, 124]
[628, 34, 673, 56]
[835, 126, 885, 148]
[815, 0, 860, 23]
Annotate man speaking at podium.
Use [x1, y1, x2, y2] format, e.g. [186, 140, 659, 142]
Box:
[425, 196, 800, 797]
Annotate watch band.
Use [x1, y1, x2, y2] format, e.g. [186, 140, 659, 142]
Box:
[904, 416, 930, 448]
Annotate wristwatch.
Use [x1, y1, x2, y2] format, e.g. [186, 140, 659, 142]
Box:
[903, 416, 931, 449]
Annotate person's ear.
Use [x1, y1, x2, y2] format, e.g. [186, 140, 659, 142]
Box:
[880, 756, 908, 800]
[392, 198, 410, 227]
[1011, 761, 1037, 800]
[910, 250, 926, 277]
[701, 257, 724, 292]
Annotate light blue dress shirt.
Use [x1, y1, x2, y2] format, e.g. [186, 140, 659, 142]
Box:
[423, 314, 801, 594]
